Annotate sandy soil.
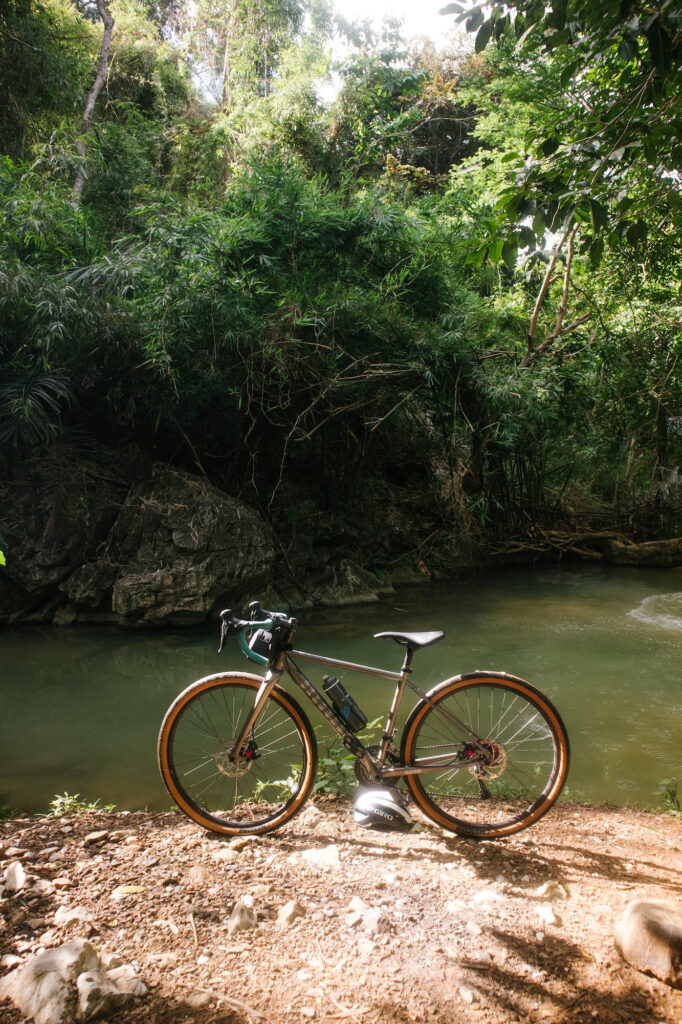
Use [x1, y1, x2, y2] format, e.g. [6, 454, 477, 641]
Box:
[1, 800, 681, 1024]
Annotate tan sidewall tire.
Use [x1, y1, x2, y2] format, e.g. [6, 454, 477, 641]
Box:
[401, 672, 569, 838]
[158, 672, 317, 836]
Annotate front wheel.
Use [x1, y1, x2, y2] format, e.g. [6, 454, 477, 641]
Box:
[400, 672, 569, 838]
[158, 673, 318, 835]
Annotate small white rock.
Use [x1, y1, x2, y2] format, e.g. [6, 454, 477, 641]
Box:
[277, 900, 306, 928]
[227, 899, 257, 935]
[534, 880, 569, 900]
[4, 862, 27, 892]
[301, 844, 341, 871]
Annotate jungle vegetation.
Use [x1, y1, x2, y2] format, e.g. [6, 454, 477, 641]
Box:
[1, 0, 681, 564]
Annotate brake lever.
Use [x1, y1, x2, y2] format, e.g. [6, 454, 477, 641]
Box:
[218, 609, 233, 654]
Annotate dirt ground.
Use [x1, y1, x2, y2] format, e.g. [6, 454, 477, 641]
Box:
[1, 800, 681, 1024]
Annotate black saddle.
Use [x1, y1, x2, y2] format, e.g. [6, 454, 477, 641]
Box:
[374, 630, 444, 651]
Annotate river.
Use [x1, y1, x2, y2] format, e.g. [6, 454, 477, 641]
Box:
[1, 565, 681, 814]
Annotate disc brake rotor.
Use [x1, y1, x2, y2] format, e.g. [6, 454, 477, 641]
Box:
[214, 742, 256, 778]
[466, 740, 507, 780]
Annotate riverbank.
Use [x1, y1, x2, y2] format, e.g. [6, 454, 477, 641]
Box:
[1, 801, 680, 1023]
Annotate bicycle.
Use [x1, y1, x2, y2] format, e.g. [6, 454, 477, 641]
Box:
[157, 601, 570, 839]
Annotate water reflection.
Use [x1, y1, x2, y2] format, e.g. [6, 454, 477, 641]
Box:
[1, 565, 681, 813]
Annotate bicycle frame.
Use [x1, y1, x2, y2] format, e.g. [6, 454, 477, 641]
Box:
[229, 635, 490, 783]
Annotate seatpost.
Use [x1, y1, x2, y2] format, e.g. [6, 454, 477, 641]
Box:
[400, 646, 414, 675]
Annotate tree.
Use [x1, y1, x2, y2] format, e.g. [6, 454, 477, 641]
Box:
[442, 1, 682, 252]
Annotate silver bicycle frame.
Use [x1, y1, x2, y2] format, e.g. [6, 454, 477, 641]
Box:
[229, 642, 490, 780]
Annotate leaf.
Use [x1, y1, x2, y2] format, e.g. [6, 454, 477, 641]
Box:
[475, 19, 493, 52]
[540, 135, 560, 157]
[533, 211, 546, 234]
[560, 61, 579, 88]
[515, 21, 538, 51]
[487, 237, 504, 263]
[589, 237, 604, 267]
[646, 24, 673, 74]
[466, 8, 485, 32]
[438, 2, 464, 13]
[589, 199, 608, 231]
[502, 241, 518, 270]
[494, 14, 509, 40]
[626, 219, 648, 245]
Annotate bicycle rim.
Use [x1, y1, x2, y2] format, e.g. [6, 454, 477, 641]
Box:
[401, 672, 569, 838]
[158, 673, 317, 835]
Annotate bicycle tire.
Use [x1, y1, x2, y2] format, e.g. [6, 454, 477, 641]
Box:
[158, 672, 318, 836]
[400, 671, 569, 838]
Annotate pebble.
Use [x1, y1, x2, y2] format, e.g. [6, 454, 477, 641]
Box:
[277, 900, 306, 928]
[301, 845, 341, 871]
[83, 831, 109, 847]
[4, 862, 27, 892]
[537, 904, 561, 927]
[227, 899, 257, 935]
[212, 848, 238, 864]
[54, 905, 94, 929]
[459, 985, 481, 1004]
[229, 836, 257, 851]
[466, 921, 482, 936]
[534, 880, 569, 900]
[0, 954, 22, 968]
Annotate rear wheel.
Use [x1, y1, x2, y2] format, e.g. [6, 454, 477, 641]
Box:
[158, 673, 317, 835]
[401, 672, 569, 838]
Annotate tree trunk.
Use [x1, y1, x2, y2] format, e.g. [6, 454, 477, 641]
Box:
[73, 0, 114, 200]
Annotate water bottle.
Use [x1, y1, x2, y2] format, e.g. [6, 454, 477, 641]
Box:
[322, 675, 368, 733]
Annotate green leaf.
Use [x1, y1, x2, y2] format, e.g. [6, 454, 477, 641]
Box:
[466, 8, 485, 32]
[646, 24, 673, 74]
[540, 135, 560, 157]
[487, 237, 504, 263]
[626, 219, 648, 245]
[502, 241, 518, 269]
[533, 211, 546, 234]
[589, 199, 608, 231]
[0, 551, 5, 567]
[560, 61, 578, 88]
[438, 2, 464, 13]
[475, 19, 493, 52]
[589, 237, 604, 267]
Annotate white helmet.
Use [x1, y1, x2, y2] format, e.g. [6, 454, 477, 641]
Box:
[353, 787, 412, 831]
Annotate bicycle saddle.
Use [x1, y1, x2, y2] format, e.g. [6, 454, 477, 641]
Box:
[374, 630, 444, 650]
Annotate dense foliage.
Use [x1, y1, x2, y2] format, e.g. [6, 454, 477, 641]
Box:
[1, 0, 680, 562]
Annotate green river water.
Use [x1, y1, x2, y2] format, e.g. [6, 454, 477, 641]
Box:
[1, 565, 681, 814]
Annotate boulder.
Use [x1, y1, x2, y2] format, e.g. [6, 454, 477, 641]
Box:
[615, 899, 682, 988]
[0, 940, 146, 1023]
[107, 466, 275, 625]
[308, 559, 393, 607]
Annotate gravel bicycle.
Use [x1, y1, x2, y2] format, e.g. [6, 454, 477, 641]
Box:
[158, 602, 570, 839]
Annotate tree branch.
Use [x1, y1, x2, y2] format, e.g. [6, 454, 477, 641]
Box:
[525, 223, 572, 361]
[73, 0, 114, 200]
